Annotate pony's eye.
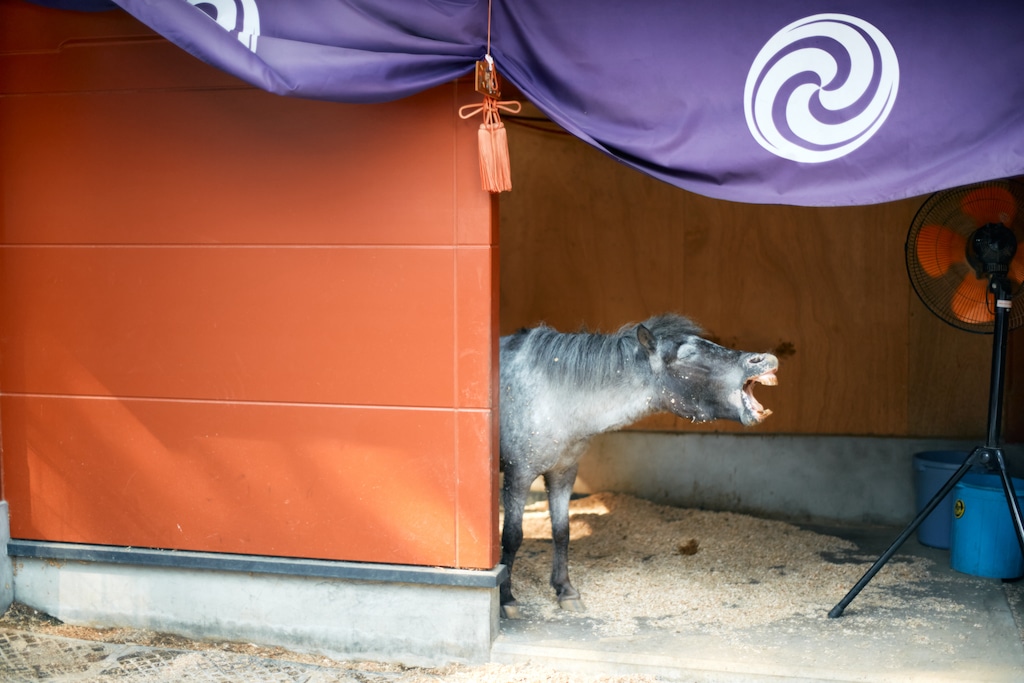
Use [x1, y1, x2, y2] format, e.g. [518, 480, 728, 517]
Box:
[676, 341, 699, 359]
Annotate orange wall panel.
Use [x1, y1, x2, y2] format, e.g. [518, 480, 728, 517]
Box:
[456, 246, 501, 408]
[0, 246, 458, 408]
[0, 1, 499, 569]
[1, 395, 476, 565]
[0, 89, 468, 246]
[455, 409, 500, 569]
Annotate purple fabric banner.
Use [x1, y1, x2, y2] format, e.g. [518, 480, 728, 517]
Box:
[491, 0, 1024, 206]
[98, 0, 1024, 206]
[111, 0, 485, 103]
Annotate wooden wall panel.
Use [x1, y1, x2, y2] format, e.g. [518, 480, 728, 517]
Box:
[1006, 333, 1024, 443]
[499, 109, 997, 439]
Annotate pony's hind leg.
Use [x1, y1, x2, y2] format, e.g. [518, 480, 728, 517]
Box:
[545, 465, 585, 612]
[499, 468, 532, 619]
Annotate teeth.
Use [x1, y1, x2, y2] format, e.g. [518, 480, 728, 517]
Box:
[754, 372, 778, 386]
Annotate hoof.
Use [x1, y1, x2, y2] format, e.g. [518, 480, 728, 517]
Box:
[558, 597, 586, 613]
[501, 603, 524, 620]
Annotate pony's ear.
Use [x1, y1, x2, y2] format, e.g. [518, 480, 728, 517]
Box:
[636, 324, 657, 356]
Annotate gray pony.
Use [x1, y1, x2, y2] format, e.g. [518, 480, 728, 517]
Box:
[498, 313, 778, 618]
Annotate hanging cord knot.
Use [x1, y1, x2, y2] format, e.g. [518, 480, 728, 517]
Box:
[458, 95, 522, 124]
[458, 2, 519, 193]
[459, 56, 520, 193]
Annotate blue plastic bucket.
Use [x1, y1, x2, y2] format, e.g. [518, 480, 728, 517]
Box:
[912, 450, 976, 548]
[950, 475, 1024, 579]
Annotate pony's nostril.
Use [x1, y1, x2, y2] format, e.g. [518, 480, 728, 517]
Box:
[747, 355, 764, 365]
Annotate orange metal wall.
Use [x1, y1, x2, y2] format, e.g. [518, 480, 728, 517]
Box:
[0, 1, 499, 569]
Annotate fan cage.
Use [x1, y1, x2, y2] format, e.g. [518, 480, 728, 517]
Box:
[905, 178, 1024, 334]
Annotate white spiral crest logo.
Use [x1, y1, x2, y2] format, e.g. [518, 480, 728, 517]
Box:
[744, 14, 899, 163]
[190, 0, 261, 53]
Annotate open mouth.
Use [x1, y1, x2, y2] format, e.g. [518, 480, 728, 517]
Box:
[742, 370, 778, 421]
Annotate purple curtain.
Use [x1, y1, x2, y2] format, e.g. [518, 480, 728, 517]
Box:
[108, 0, 486, 103]
[46, 0, 1024, 206]
[490, 1, 1024, 206]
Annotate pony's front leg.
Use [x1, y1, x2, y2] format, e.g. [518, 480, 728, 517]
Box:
[499, 468, 532, 619]
[545, 466, 585, 612]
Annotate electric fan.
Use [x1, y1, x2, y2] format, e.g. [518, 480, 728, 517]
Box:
[906, 179, 1024, 332]
[831, 178, 1024, 618]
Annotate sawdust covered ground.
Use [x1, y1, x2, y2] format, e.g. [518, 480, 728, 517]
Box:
[509, 492, 958, 637]
[0, 492, 976, 682]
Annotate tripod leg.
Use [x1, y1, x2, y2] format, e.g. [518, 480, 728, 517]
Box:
[993, 453, 1024, 558]
[828, 448, 982, 618]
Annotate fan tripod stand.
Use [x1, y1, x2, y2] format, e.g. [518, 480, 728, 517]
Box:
[829, 276, 1024, 618]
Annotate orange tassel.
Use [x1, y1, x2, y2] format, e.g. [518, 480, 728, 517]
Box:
[478, 97, 512, 192]
[459, 66, 520, 194]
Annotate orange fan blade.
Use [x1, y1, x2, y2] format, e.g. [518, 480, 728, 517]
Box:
[916, 224, 967, 277]
[961, 186, 1017, 227]
[951, 275, 994, 324]
[1010, 250, 1024, 286]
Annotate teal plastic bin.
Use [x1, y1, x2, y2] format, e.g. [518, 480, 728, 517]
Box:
[912, 450, 977, 549]
[950, 475, 1024, 579]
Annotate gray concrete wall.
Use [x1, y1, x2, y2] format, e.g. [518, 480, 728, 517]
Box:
[569, 433, 1022, 525]
[0, 502, 12, 614]
[10, 545, 503, 667]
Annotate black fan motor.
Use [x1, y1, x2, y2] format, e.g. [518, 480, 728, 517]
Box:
[967, 222, 1017, 279]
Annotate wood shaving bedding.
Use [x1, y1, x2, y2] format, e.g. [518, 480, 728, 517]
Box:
[510, 492, 968, 637]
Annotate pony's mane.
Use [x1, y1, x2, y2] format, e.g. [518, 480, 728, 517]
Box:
[627, 313, 703, 340]
[511, 314, 701, 389]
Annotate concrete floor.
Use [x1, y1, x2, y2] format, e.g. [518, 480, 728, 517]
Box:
[2, 524, 1022, 682]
